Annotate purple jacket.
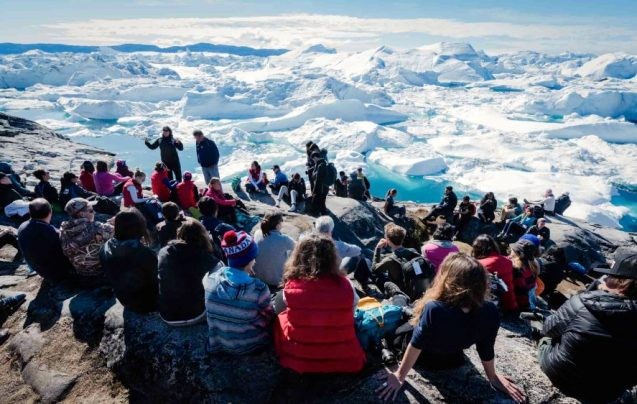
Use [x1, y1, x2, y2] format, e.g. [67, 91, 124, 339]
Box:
[94, 172, 129, 196]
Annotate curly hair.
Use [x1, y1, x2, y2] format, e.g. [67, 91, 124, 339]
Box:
[282, 234, 339, 282]
[410, 253, 488, 325]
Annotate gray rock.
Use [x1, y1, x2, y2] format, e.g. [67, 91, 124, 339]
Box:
[9, 324, 47, 363]
[21, 361, 77, 403]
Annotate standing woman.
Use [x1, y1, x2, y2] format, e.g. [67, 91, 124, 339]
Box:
[145, 126, 184, 182]
[377, 253, 525, 402]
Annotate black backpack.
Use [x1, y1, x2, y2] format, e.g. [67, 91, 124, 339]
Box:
[324, 162, 338, 187]
[391, 255, 436, 300]
[93, 196, 120, 216]
[532, 205, 545, 219]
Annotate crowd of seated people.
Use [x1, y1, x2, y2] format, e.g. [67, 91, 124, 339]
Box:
[5, 131, 636, 404]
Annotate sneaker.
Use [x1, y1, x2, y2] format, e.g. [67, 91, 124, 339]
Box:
[275, 200, 280, 208]
[288, 204, 297, 212]
[0, 293, 27, 319]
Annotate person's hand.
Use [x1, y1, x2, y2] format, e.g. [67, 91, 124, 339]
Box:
[489, 374, 525, 403]
[375, 369, 404, 401]
[377, 238, 388, 249]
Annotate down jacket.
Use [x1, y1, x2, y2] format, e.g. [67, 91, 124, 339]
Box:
[540, 290, 637, 403]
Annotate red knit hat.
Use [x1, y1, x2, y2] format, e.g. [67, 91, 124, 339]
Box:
[221, 230, 259, 268]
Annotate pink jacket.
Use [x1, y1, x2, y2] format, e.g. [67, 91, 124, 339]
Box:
[422, 240, 460, 272]
[203, 187, 236, 207]
[94, 172, 130, 196]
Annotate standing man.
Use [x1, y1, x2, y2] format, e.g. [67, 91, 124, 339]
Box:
[193, 130, 220, 186]
[145, 126, 183, 182]
[310, 151, 329, 216]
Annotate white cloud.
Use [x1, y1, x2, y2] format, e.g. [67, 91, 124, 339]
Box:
[42, 14, 637, 54]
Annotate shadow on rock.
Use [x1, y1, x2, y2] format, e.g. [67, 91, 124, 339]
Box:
[68, 286, 116, 346]
[24, 279, 77, 332]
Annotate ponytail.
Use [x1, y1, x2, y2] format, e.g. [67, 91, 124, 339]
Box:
[260, 213, 283, 237]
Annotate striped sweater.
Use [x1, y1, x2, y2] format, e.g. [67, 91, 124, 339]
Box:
[203, 267, 273, 355]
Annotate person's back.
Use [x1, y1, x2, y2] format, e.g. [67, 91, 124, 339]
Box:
[422, 240, 460, 271]
[176, 177, 198, 210]
[373, 246, 421, 293]
[554, 193, 571, 215]
[100, 237, 158, 313]
[18, 219, 73, 281]
[156, 218, 185, 247]
[253, 229, 295, 287]
[151, 168, 172, 202]
[35, 180, 58, 205]
[540, 289, 637, 402]
[478, 254, 517, 312]
[347, 173, 366, 201]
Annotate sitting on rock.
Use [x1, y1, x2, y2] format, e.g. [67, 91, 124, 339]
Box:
[79, 160, 97, 193]
[0, 162, 32, 197]
[538, 249, 637, 403]
[347, 171, 367, 201]
[500, 197, 522, 223]
[422, 223, 460, 272]
[453, 195, 476, 239]
[276, 173, 306, 213]
[18, 198, 73, 281]
[203, 230, 272, 354]
[384, 188, 406, 218]
[0, 172, 24, 213]
[509, 239, 539, 311]
[478, 192, 497, 224]
[274, 234, 365, 373]
[123, 169, 151, 208]
[159, 220, 220, 326]
[156, 202, 186, 247]
[377, 253, 525, 402]
[175, 171, 200, 216]
[94, 160, 130, 197]
[150, 162, 175, 203]
[423, 186, 458, 223]
[59, 171, 95, 208]
[538, 246, 567, 296]
[60, 197, 114, 278]
[115, 160, 134, 178]
[269, 165, 289, 208]
[526, 218, 550, 247]
[100, 209, 158, 314]
[554, 192, 571, 215]
[472, 235, 517, 313]
[203, 178, 239, 223]
[525, 189, 555, 216]
[334, 171, 348, 197]
[33, 168, 59, 207]
[245, 161, 268, 194]
[497, 206, 536, 242]
[253, 213, 296, 291]
[198, 196, 233, 262]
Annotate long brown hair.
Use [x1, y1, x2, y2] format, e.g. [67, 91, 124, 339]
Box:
[172, 219, 213, 253]
[410, 253, 488, 326]
[260, 213, 283, 237]
[282, 234, 339, 282]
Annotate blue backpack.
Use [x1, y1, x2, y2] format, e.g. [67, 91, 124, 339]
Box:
[354, 298, 404, 349]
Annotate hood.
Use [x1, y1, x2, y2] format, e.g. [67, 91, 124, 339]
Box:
[101, 238, 142, 258]
[60, 217, 92, 237]
[0, 162, 12, 174]
[214, 267, 254, 300]
[580, 290, 637, 336]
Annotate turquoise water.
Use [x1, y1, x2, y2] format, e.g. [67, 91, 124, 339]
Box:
[77, 133, 637, 232]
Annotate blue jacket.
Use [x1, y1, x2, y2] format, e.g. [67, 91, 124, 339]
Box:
[272, 171, 289, 187]
[196, 137, 220, 168]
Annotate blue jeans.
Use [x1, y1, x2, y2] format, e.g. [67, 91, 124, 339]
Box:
[201, 165, 219, 186]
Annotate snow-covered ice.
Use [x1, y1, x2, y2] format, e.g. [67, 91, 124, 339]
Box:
[1, 42, 637, 229]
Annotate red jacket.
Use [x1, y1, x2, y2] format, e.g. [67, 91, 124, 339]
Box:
[275, 275, 365, 374]
[479, 253, 517, 312]
[176, 180, 197, 209]
[122, 179, 142, 208]
[151, 169, 172, 202]
[513, 264, 537, 311]
[80, 171, 96, 192]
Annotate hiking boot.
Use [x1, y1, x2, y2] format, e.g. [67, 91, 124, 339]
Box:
[288, 204, 297, 212]
[0, 293, 27, 319]
[383, 282, 404, 298]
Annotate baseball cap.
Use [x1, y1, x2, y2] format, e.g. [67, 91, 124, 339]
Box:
[65, 197, 98, 216]
[593, 248, 637, 280]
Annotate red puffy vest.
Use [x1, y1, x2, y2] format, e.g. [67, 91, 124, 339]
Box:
[151, 169, 172, 202]
[123, 179, 142, 208]
[176, 180, 197, 209]
[275, 275, 366, 374]
[479, 253, 517, 312]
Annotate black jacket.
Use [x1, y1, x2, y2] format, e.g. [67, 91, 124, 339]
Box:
[554, 194, 571, 215]
[196, 137, 220, 168]
[439, 191, 458, 215]
[157, 242, 220, 322]
[288, 178, 307, 200]
[347, 174, 367, 201]
[100, 238, 158, 313]
[540, 290, 637, 402]
[156, 218, 186, 247]
[527, 225, 550, 244]
[35, 181, 59, 205]
[334, 176, 348, 197]
[312, 159, 329, 194]
[479, 198, 496, 217]
[59, 183, 94, 208]
[145, 135, 183, 169]
[0, 183, 22, 210]
[18, 220, 73, 282]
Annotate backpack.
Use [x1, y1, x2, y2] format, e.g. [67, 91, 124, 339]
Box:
[142, 199, 164, 225]
[354, 297, 404, 349]
[93, 196, 120, 216]
[324, 163, 337, 187]
[532, 205, 544, 219]
[390, 254, 436, 301]
[230, 176, 241, 192]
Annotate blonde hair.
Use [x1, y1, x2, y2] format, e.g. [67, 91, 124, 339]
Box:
[510, 250, 540, 276]
[384, 223, 406, 246]
[410, 253, 488, 326]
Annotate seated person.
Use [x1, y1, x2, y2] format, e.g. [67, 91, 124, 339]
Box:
[454, 195, 476, 238]
[176, 171, 200, 216]
[525, 189, 556, 216]
[123, 169, 164, 227]
[198, 196, 233, 262]
[554, 192, 571, 215]
[269, 165, 289, 207]
[526, 218, 550, 247]
[159, 220, 220, 326]
[17, 199, 73, 281]
[384, 188, 406, 218]
[79, 161, 97, 193]
[115, 160, 134, 178]
[477, 192, 497, 224]
[377, 253, 525, 402]
[0, 162, 33, 197]
[150, 162, 176, 203]
[275, 173, 306, 213]
[538, 249, 637, 403]
[0, 172, 24, 213]
[500, 197, 522, 223]
[347, 172, 367, 201]
[203, 230, 272, 354]
[156, 202, 186, 247]
[538, 246, 567, 296]
[94, 160, 130, 197]
[274, 234, 365, 373]
[245, 161, 268, 194]
[424, 186, 458, 222]
[422, 223, 460, 272]
[497, 206, 536, 242]
[33, 169, 59, 207]
[472, 235, 517, 312]
[100, 209, 158, 313]
[203, 177, 240, 223]
[334, 171, 348, 197]
[59, 171, 95, 208]
[372, 223, 422, 296]
[509, 239, 539, 311]
[253, 213, 296, 291]
[60, 198, 114, 277]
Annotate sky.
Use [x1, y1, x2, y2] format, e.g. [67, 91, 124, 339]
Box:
[2, 0, 637, 54]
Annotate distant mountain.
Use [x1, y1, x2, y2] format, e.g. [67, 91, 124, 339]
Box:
[0, 42, 288, 57]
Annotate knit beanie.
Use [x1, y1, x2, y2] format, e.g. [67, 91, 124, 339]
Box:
[221, 230, 259, 268]
[519, 234, 541, 248]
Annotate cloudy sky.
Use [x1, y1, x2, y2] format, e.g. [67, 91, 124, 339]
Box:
[3, 0, 637, 54]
